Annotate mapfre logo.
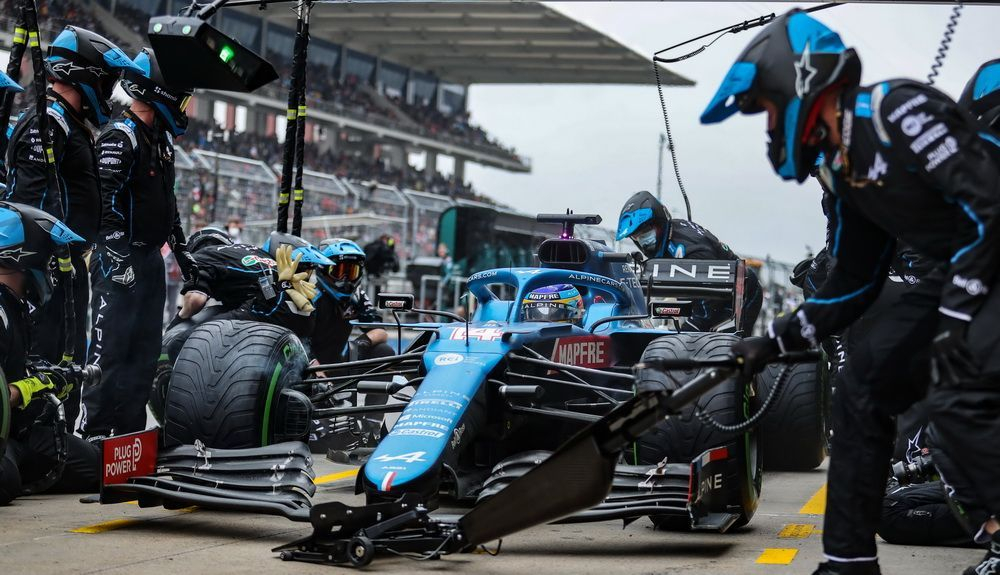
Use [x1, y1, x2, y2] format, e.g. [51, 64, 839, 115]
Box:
[550, 336, 612, 369]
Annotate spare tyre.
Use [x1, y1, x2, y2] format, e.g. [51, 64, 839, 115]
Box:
[758, 361, 827, 471]
[634, 332, 762, 530]
[164, 319, 309, 449]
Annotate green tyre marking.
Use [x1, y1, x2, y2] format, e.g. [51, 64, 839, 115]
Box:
[261, 362, 284, 446]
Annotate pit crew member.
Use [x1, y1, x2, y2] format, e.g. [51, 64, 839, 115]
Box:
[702, 10, 1000, 574]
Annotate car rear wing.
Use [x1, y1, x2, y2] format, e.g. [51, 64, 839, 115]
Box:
[640, 258, 748, 331]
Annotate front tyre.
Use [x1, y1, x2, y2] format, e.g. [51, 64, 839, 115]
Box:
[634, 332, 762, 530]
[163, 320, 308, 449]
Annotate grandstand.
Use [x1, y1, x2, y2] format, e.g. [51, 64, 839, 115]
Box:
[2, 1, 690, 252]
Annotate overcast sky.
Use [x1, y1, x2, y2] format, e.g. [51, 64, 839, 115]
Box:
[464, 2, 1000, 263]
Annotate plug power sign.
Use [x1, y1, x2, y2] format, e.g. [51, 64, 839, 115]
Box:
[101, 429, 159, 485]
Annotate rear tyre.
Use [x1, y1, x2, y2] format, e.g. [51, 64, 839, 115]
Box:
[634, 332, 762, 530]
[758, 362, 827, 471]
[164, 320, 308, 449]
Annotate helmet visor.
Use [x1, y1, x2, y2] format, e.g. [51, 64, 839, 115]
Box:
[522, 301, 578, 323]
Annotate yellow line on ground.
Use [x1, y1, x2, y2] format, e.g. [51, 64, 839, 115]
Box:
[71, 507, 197, 534]
[778, 523, 816, 539]
[757, 548, 798, 565]
[315, 468, 359, 485]
[799, 483, 827, 515]
[72, 518, 140, 534]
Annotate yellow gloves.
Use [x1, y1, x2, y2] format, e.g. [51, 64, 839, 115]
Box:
[276, 244, 317, 313]
[10, 375, 55, 409]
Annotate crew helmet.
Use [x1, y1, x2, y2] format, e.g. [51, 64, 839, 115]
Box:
[262, 231, 333, 268]
[45, 26, 143, 127]
[0, 70, 23, 93]
[0, 202, 84, 306]
[318, 238, 365, 299]
[122, 48, 193, 136]
[700, 9, 861, 182]
[187, 226, 232, 253]
[959, 58, 1000, 129]
[616, 190, 672, 256]
[521, 284, 585, 326]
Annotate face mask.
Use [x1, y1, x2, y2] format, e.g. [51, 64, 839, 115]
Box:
[632, 227, 658, 253]
[228, 226, 241, 236]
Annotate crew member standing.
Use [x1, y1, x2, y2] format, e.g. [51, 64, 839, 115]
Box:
[4, 26, 141, 426]
[701, 11, 1000, 574]
[80, 48, 197, 440]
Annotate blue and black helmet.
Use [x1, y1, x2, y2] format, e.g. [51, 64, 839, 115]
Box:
[262, 231, 334, 269]
[521, 283, 585, 326]
[318, 238, 365, 299]
[45, 26, 143, 127]
[960, 58, 1000, 129]
[617, 190, 671, 256]
[187, 226, 232, 253]
[700, 9, 861, 183]
[122, 48, 193, 136]
[0, 70, 23, 93]
[0, 201, 84, 306]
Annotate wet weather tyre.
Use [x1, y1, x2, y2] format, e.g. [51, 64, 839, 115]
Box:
[163, 320, 308, 449]
[634, 333, 762, 530]
[758, 362, 827, 471]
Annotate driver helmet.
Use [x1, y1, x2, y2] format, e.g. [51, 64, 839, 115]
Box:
[616, 191, 671, 258]
[121, 47, 193, 136]
[317, 238, 365, 300]
[700, 9, 861, 182]
[521, 284, 585, 326]
[188, 226, 232, 253]
[959, 58, 1000, 129]
[262, 231, 333, 270]
[45, 26, 144, 127]
[0, 202, 84, 306]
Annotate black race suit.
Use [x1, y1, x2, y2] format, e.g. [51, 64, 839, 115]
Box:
[81, 113, 190, 438]
[0, 286, 98, 505]
[4, 96, 100, 426]
[659, 219, 763, 334]
[310, 286, 389, 365]
[163, 243, 316, 362]
[776, 80, 1000, 562]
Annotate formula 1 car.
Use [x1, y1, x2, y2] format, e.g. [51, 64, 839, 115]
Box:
[148, 213, 775, 536]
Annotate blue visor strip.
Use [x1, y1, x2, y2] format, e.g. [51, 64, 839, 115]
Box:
[616, 207, 653, 240]
[700, 62, 757, 125]
[979, 132, 1000, 149]
[778, 98, 802, 179]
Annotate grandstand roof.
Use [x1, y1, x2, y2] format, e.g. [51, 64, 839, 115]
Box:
[234, 2, 693, 86]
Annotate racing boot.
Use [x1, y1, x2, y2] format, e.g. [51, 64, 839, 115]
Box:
[811, 560, 881, 575]
[964, 531, 1000, 575]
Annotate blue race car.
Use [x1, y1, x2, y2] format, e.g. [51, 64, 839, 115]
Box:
[315, 213, 765, 533]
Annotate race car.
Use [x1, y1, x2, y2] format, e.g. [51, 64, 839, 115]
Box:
[149, 213, 768, 534]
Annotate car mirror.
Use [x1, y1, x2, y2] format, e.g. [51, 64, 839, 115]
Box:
[377, 293, 414, 312]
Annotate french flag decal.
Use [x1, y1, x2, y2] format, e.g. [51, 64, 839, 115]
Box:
[380, 471, 397, 492]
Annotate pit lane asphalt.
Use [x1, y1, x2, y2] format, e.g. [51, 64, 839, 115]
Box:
[0, 458, 980, 574]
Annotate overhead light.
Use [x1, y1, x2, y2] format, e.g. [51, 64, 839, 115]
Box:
[147, 15, 278, 92]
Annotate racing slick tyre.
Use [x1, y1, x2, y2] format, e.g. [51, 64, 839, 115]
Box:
[163, 320, 309, 449]
[758, 361, 827, 471]
[635, 332, 762, 531]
